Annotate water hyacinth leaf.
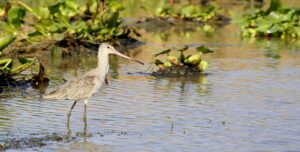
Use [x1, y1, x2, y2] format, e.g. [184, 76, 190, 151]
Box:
[18, 57, 35, 64]
[180, 52, 185, 63]
[163, 61, 172, 67]
[108, 1, 124, 12]
[34, 24, 48, 36]
[71, 20, 87, 33]
[180, 5, 197, 18]
[65, 0, 79, 10]
[48, 1, 61, 15]
[240, 0, 300, 38]
[167, 56, 179, 65]
[0, 58, 13, 70]
[58, 0, 79, 17]
[293, 26, 300, 35]
[87, 0, 98, 14]
[268, 24, 283, 34]
[107, 12, 121, 28]
[256, 17, 273, 30]
[0, 34, 16, 51]
[177, 46, 189, 52]
[10, 62, 33, 75]
[7, 6, 26, 28]
[196, 46, 213, 54]
[265, 0, 282, 15]
[256, 23, 272, 33]
[154, 59, 163, 66]
[185, 53, 201, 65]
[10, 58, 35, 75]
[154, 49, 171, 57]
[27, 31, 42, 37]
[49, 22, 66, 33]
[198, 60, 208, 71]
[0, 7, 5, 16]
[33, 7, 50, 19]
[266, 11, 285, 23]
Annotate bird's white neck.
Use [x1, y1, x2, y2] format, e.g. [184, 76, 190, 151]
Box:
[96, 49, 109, 77]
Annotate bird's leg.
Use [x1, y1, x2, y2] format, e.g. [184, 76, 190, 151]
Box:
[83, 99, 88, 126]
[105, 75, 109, 85]
[67, 100, 77, 127]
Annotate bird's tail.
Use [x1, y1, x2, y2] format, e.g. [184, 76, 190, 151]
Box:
[42, 89, 63, 100]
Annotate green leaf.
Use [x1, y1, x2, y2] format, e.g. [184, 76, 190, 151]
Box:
[196, 46, 213, 54]
[87, 0, 98, 14]
[265, 0, 282, 15]
[18, 57, 32, 64]
[0, 58, 13, 71]
[0, 7, 5, 16]
[7, 6, 26, 28]
[65, 0, 79, 10]
[180, 5, 197, 18]
[71, 20, 87, 33]
[32, 7, 50, 19]
[48, 1, 62, 15]
[177, 46, 189, 52]
[0, 21, 18, 34]
[107, 12, 120, 28]
[154, 59, 164, 66]
[10, 62, 33, 75]
[0, 34, 16, 52]
[108, 1, 124, 12]
[154, 49, 171, 57]
[49, 22, 66, 33]
[268, 24, 283, 34]
[34, 23, 48, 36]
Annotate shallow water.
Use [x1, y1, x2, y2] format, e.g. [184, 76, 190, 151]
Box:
[1, 1, 300, 151]
[1, 24, 300, 151]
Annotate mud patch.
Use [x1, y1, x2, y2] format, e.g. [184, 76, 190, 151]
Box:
[0, 130, 141, 151]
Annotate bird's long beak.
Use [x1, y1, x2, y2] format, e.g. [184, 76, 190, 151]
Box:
[112, 49, 144, 65]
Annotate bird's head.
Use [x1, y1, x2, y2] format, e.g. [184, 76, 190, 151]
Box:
[99, 42, 144, 65]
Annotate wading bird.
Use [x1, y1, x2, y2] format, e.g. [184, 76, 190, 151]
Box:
[43, 43, 144, 127]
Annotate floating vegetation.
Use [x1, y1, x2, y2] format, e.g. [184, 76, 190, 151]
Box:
[155, 4, 216, 21]
[0, 0, 136, 53]
[0, 0, 138, 81]
[0, 57, 49, 92]
[141, 2, 230, 26]
[151, 46, 213, 76]
[240, 0, 300, 38]
[0, 57, 35, 79]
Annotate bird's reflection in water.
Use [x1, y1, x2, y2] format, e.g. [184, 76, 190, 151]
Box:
[153, 74, 210, 98]
[66, 123, 90, 143]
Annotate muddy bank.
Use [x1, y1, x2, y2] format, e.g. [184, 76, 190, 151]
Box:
[0, 129, 141, 151]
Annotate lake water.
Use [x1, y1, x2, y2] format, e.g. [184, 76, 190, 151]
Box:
[1, 0, 300, 151]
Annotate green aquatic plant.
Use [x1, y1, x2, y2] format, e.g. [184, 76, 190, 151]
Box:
[155, 3, 216, 22]
[0, 57, 36, 78]
[0, 5, 26, 52]
[19, 0, 128, 42]
[0, 0, 133, 53]
[240, 0, 300, 38]
[0, 34, 16, 52]
[152, 46, 213, 76]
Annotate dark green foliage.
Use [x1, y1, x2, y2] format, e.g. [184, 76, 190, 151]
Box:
[0, 57, 35, 77]
[0, 34, 16, 52]
[196, 46, 214, 54]
[153, 46, 213, 76]
[240, 0, 300, 38]
[155, 4, 216, 22]
[0, 0, 131, 52]
[7, 6, 25, 28]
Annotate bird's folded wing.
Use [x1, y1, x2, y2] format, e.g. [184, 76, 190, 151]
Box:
[43, 76, 102, 100]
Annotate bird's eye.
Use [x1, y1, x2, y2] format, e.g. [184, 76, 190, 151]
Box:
[107, 46, 110, 49]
